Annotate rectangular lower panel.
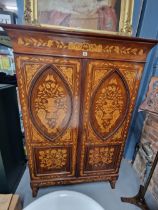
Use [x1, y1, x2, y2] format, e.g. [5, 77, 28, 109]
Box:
[84, 144, 121, 173]
[33, 146, 72, 175]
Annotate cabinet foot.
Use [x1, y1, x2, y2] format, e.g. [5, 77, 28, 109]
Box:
[31, 184, 39, 197]
[110, 180, 116, 189]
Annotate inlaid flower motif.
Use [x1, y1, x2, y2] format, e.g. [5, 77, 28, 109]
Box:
[38, 149, 67, 169]
[89, 147, 114, 167]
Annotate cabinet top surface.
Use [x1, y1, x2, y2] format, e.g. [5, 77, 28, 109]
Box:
[1, 24, 158, 44]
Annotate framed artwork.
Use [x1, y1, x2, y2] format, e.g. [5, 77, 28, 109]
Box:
[24, 0, 134, 36]
[139, 77, 158, 114]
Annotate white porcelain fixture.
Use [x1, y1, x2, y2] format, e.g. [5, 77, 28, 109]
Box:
[23, 190, 105, 210]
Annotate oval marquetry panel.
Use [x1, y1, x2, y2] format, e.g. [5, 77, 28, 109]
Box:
[29, 64, 73, 141]
[90, 69, 130, 140]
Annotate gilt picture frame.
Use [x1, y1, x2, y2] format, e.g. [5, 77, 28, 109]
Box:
[24, 0, 134, 36]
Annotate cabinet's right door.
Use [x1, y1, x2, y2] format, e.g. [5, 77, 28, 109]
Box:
[79, 60, 144, 177]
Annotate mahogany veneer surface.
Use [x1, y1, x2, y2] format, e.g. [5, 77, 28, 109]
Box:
[2, 24, 157, 196]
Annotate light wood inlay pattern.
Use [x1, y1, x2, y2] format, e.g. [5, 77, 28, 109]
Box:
[3, 24, 157, 197]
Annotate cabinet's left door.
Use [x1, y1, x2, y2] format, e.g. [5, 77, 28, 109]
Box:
[15, 55, 81, 186]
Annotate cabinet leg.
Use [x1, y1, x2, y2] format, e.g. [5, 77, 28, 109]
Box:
[30, 184, 39, 197]
[110, 180, 116, 189]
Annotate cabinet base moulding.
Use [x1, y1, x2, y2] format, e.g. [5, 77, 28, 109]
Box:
[30, 175, 118, 197]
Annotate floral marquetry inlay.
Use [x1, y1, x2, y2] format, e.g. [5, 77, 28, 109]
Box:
[88, 147, 115, 168]
[57, 65, 73, 88]
[24, 64, 42, 87]
[29, 65, 73, 141]
[17, 37, 146, 56]
[93, 69, 108, 87]
[90, 69, 129, 140]
[38, 148, 67, 170]
[6, 23, 153, 196]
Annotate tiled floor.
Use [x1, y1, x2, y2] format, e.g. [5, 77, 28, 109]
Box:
[16, 159, 158, 210]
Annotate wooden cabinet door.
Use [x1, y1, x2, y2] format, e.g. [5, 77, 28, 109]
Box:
[15, 55, 81, 180]
[79, 60, 144, 177]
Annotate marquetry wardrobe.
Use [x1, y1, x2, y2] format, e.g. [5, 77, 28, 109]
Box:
[3, 24, 157, 197]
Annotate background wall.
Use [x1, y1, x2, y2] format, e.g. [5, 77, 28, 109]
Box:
[16, 0, 24, 24]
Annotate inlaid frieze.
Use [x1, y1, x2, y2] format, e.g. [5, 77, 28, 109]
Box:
[17, 36, 146, 57]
